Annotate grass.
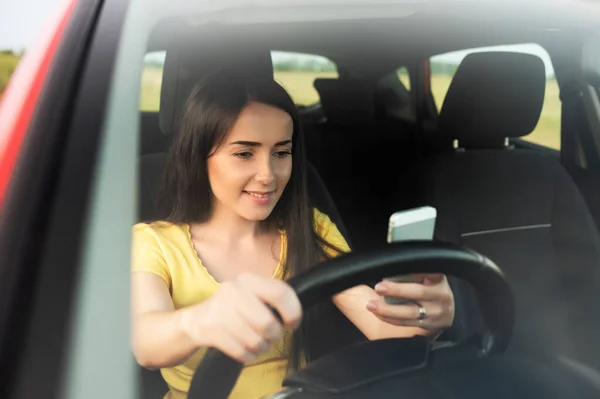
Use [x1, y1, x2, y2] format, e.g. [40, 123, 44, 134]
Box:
[274, 71, 338, 106]
[0, 52, 22, 99]
[139, 69, 561, 150]
[139, 67, 163, 111]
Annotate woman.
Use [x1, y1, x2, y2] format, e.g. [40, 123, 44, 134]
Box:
[131, 70, 455, 399]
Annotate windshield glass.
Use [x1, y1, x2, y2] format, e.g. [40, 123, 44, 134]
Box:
[103, 1, 600, 398]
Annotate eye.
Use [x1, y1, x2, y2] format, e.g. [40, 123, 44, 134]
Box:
[234, 151, 253, 160]
[274, 150, 292, 159]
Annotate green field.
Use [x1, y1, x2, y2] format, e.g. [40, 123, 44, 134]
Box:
[139, 67, 164, 111]
[140, 70, 561, 150]
[274, 71, 338, 106]
[138, 69, 341, 111]
[0, 52, 22, 98]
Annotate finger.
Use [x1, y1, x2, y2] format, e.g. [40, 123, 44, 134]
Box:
[215, 328, 262, 364]
[405, 273, 445, 285]
[422, 273, 446, 285]
[236, 325, 271, 359]
[223, 290, 273, 357]
[236, 286, 285, 344]
[238, 274, 302, 330]
[374, 282, 438, 302]
[375, 313, 423, 328]
[368, 299, 443, 325]
[375, 314, 437, 330]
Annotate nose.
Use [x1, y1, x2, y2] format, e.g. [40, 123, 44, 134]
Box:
[255, 156, 275, 185]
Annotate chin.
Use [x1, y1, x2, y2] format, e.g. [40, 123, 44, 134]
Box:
[238, 208, 275, 222]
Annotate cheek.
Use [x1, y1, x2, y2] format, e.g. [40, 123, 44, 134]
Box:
[275, 158, 293, 187]
[207, 157, 249, 196]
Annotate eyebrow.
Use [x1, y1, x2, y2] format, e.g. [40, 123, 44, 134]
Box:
[229, 140, 292, 147]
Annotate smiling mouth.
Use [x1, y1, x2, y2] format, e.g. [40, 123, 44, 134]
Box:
[244, 191, 274, 198]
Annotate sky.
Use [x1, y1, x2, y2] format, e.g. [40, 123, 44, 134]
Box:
[0, 0, 64, 50]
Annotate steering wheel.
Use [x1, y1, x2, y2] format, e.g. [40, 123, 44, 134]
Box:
[188, 241, 515, 399]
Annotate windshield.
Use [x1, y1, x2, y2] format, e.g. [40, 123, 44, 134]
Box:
[96, 1, 600, 398]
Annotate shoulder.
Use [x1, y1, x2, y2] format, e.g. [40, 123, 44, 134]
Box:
[312, 208, 333, 231]
[131, 222, 184, 284]
[132, 221, 187, 248]
[312, 208, 340, 239]
[133, 221, 182, 236]
[311, 208, 351, 254]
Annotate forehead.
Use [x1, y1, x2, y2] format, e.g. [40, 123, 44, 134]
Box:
[226, 102, 293, 142]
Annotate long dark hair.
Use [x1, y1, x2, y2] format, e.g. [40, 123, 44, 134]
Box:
[159, 70, 350, 370]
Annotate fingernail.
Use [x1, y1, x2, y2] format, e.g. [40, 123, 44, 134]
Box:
[244, 353, 258, 363]
[374, 283, 387, 294]
[367, 300, 377, 311]
[261, 341, 270, 353]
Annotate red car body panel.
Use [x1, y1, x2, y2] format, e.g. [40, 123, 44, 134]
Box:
[0, 0, 76, 208]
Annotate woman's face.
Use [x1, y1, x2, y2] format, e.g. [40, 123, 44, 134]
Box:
[207, 102, 294, 222]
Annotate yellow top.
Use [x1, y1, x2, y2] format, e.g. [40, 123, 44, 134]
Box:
[131, 208, 350, 399]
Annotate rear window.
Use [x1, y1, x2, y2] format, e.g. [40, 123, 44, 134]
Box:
[430, 43, 561, 150]
[139, 51, 165, 112]
[138, 50, 337, 111]
[271, 51, 338, 107]
[397, 67, 410, 91]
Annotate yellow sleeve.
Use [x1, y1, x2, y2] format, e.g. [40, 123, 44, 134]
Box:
[131, 223, 172, 287]
[313, 208, 351, 257]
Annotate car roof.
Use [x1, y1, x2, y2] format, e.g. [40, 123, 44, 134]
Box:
[144, 0, 600, 35]
[142, 0, 600, 79]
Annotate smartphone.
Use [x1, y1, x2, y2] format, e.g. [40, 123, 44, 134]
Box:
[386, 206, 437, 244]
[383, 206, 437, 305]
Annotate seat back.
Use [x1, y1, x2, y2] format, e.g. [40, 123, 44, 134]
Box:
[312, 77, 417, 250]
[418, 51, 600, 368]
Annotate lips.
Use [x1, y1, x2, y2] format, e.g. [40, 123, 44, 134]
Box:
[243, 190, 275, 205]
[244, 191, 272, 198]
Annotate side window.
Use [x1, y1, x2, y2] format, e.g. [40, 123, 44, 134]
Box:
[397, 67, 411, 91]
[139, 51, 166, 112]
[271, 51, 338, 107]
[377, 66, 414, 121]
[430, 44, 561, 150]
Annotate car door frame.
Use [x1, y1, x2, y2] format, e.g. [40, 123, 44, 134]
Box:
[0, 0, 133, 397]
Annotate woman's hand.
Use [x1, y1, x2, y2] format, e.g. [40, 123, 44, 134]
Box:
[368, 274, 455, 335]
[180, 273, 302, 363]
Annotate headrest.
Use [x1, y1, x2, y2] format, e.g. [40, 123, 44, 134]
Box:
[313, 78, 375, 126]
[582, 34, 600, 87]
[159, 35, 274, 135]
[438, 52, 546, 148]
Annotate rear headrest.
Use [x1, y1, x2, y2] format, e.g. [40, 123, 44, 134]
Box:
[159, 36, 273, 136]
[313, 78, 375, 126]
[439, 52, 546, 147]
[582, 34, 600, 87]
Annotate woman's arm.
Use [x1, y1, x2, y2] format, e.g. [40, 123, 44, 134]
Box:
[332, 274, 454, 341]
[314, 210, 455, 342]
[333, 285, 425, 340]
[131, 272, 302, 370]
[131, 272, 202, 369]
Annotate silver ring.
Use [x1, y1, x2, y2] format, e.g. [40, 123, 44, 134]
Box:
[418, 304, 427, 321]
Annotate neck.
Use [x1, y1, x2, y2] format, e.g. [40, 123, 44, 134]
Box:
[193, 202, 273, 242]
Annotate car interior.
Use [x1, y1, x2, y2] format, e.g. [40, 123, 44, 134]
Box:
[134, 9, 600, 399]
